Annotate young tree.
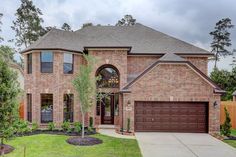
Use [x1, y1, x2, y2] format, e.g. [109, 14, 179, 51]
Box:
[116, 15, 136, 26]
[221, 107, 232, 136]
[0, 13, 3, 42]
[73, 54, 97, 138]
[210, 18, 234, 69]
[0, 54, 21, 154]
[11, 0, 44, 48]
[61, 23, 72, 31]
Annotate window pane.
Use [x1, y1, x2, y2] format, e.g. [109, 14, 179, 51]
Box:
[63, 94, 73, 122]
[64, 53, 73, 63]
[97, 67, 119, 88]
[63, 63, 73, 74]
[41, 94, 53, 123]
[41, 51, 53, 62]
[41, 62, 53, 73]
[27, 53, 32, 74]
[27, 94, 32, 122]
[114, 94, 119, 116]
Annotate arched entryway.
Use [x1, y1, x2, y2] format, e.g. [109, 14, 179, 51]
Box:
[96, 65, 120, 125]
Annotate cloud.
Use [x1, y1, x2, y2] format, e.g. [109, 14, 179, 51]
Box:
[0, 0, 235, 73]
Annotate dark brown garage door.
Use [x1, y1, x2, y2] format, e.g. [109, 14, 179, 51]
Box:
[135, 102, 208, 133]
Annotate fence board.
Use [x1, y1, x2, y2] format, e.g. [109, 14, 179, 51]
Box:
[220, 101, 236, 129]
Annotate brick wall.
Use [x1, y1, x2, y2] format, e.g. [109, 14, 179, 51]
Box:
[24, 51, 84, 127]
[88, 49, 128, 127]
[122, 63, 220, 133]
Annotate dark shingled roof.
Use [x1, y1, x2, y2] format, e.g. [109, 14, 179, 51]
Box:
[21, 23, 212, 55]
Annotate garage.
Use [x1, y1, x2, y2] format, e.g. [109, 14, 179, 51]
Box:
[135, 101, 208, 133]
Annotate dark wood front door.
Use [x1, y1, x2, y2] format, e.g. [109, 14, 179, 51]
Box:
[101, 95, 114, 124]
[135, 102, 208, 133]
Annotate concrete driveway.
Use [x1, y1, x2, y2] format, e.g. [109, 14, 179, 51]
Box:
[135, 133, 236, 157]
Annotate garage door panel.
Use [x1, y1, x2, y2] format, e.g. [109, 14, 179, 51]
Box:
[135, 102, 208, 133]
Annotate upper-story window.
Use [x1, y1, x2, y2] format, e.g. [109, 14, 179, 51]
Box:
[63, 53, 73, 74]
[41, 51, 53, 73]
[27, 53, 32, 74]
[96, 65, 119, 88]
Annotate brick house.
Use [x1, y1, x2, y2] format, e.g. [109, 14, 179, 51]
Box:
[21, 23, 225, 133]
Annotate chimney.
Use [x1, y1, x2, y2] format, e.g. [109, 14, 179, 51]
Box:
[233, 90, 236, 101]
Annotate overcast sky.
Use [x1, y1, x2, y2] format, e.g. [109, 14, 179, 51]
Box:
[0, 0, 236, 73]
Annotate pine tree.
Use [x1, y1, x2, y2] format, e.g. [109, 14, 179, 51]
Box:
[11, 0, 44, 48]
[210, 18, 234, 69]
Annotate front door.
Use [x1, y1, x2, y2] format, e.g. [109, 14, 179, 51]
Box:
[101, 95, 114, 124]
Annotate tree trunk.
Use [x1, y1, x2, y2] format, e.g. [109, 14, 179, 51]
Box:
[0, 137, 4, 155]
[82, 113, 85, 138]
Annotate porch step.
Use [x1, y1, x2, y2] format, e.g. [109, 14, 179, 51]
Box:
[98, 125, 115, 129]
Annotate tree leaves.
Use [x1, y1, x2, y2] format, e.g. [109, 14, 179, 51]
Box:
[116, 15, 136, 26]
[11, 0, 44, 49]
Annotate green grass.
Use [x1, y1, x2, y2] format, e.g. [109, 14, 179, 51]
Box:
[231, 129, 236, 136]
[4, 134, 142, 157]
[224, 129, 236, 148]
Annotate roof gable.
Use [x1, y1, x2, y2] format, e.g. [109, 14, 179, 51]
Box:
[121, 55, 224, 94]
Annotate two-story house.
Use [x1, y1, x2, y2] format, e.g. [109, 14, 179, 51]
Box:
[21, 23, 224, 133]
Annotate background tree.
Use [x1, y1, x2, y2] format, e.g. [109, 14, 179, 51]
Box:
[116, 15, 136, 26]
[210, 67, 236, 100]
[40, 26, 57, 35]
[11, 0, 44, 48]
[0, 46, 15, 62]
[0, 13, 3, 42]
[61, 23, 72, 31]
[0, 54, 21, 154]
[73, 54, 97, 138]
[82, 23, 93, 28]
[210, 18, 234, 69]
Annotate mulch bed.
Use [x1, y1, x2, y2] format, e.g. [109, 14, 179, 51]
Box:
[17, 129, 96, 137]
[224, 136, 236, 140]
[0, 144, 14, 155]
[66, 137, 103, 146]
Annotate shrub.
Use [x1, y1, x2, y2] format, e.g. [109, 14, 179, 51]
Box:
[48, 122, 56, 131]
[31, 122, 38, 132]
[221, 107, 232, 136]
[73, 122, 82, 133]
[61, 121, 71, 132]
[89, 117, 93, 128]
[127, 118, 131, 133]
[13, 120, 31, 135]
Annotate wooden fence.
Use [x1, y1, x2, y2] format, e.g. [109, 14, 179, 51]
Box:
[220, 101, 236, 129]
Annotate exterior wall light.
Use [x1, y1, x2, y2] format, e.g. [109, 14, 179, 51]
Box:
[214, 101, 218, 107]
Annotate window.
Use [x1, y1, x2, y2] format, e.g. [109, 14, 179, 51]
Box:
[114, 94, 119, 116]
[63, 53, 73, 74]
[41, 51, 53, 73]
[97, 66, 119, 88]
[27, 53, 32, 74]
[41, 94, 53, 123]
[27, 94, 32, 122]
[63, 94, 74, 122]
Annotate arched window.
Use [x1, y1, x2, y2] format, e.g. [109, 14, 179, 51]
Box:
[96, 65, 119, 88]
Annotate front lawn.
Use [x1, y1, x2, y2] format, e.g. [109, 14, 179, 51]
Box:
[224, 129, 236, 148]
[5, 134, 142, 157]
